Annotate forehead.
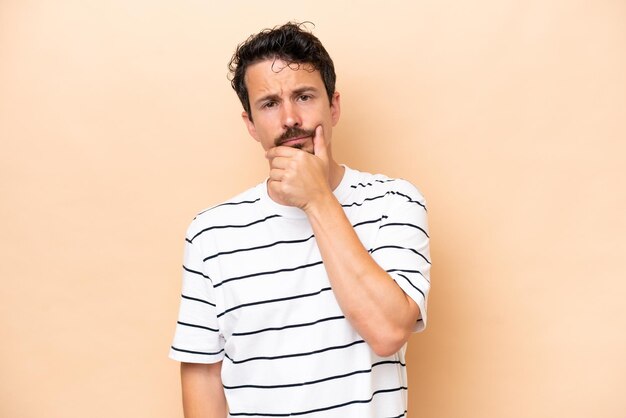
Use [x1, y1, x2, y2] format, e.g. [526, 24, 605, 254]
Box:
[244, 59, 324, 96]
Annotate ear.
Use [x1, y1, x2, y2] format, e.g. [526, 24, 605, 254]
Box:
[241, 111, 259, 142]
[330, 91, 341, 126]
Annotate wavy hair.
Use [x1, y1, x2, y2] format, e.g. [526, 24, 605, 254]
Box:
[228, 22, 336, 120]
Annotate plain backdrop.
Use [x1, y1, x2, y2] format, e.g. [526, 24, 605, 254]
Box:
[1, 1, 625, 417]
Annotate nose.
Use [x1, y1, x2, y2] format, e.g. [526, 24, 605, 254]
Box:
[281, 101, 301, 128]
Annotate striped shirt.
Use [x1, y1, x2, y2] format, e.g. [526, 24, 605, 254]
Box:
[170, 166, 430, 417]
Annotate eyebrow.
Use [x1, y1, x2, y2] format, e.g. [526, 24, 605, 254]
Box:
[292, 86, 319, 96]
[254, 86, 320, 107]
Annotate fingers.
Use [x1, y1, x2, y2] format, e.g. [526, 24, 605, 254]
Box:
[268, 168, 284, 182]
[267, 156, 290, 169]
[265, 146, 299, 160]
[267, 156, 292, 183]
[312, 125, 328, 160]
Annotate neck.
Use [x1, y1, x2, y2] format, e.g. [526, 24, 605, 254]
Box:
[327, 159, 345, 191]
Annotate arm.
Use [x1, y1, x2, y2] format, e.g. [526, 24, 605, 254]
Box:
[305, 194, 420, 356]
[266, 126, 421, 356]
[181, 362, 227, 418]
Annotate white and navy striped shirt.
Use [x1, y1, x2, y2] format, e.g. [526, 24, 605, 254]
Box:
[170, 166, 430, 417]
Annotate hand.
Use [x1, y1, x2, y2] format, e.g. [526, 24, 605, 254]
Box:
[265, 125, 332, 210]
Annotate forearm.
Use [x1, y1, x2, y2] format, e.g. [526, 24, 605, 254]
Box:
[181, 362, 227, 418]
[305, 194, 420, 357]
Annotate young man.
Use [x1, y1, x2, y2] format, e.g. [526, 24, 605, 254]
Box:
[170, 22, 431, 418]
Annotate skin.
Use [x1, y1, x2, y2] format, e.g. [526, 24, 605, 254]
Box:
[181, 362, 227, 418]
[181, 59, 420, 418]
[241, 59, 344, 197]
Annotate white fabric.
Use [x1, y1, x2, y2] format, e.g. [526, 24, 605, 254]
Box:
[170, 166, 430, 418]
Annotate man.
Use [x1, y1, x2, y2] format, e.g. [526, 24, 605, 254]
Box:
[170, 22, 430, 418]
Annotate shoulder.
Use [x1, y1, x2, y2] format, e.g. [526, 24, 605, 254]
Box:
[345, 167, 427, 210]
[185, 183, 264, 242]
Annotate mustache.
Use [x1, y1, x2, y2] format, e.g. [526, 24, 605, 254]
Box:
[274, 127, 315, 147]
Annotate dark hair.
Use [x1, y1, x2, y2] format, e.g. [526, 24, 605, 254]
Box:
[228, 22, 336, 119]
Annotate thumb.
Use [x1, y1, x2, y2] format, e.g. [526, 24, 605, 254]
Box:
[312, 125, 328, 160]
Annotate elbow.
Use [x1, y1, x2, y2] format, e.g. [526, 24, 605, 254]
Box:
[368, 328, 410, 357]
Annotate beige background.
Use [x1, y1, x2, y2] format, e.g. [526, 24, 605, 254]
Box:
[1, 1, 625, 417]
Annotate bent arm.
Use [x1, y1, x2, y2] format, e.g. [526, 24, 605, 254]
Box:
[305, 195, 420, 357]
[266, 127, 427, 357]
[181, 362, 227, 418]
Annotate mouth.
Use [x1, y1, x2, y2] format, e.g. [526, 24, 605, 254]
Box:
[278, 135, 311, 148]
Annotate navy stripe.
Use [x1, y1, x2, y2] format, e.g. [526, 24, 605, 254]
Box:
[229, 386, 408, 416]
[393, 191, 427, 210]
[214, 261, 323, 288]
[352, 215, 388, 228]
[395, 273, 426, 299]
[350, 179, 397, 189]
[177, 321, 218, 333]
[369, 245, 431, 264]
[217, 286, 332, 318]
[183, 265, 210, 280]
[224, 340, 365, 364]
[224, 360, 405, 389]
[342, 193, 387, 207]
[181, 294, 216, 307]
[204, 235, 315, 262]
[386, 268, 430, 283]
[231, 315, 346, 337]
[342, 190, 426, 210]
[195, 198, 261, 218]
[203, 217, 383, 262]
[380, 222, 429, 238]
[170, 346, 223, 356]
[189, 214, 281, 242]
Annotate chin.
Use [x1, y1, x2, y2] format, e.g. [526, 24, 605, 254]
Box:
[291, 143, 314, 154]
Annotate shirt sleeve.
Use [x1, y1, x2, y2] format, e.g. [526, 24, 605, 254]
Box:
[370, 180, 431, 332]
[169, 226, 225, 363]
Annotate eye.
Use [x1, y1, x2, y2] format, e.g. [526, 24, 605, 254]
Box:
[297, 94, 312, 102]
[262, 100, 277, 109]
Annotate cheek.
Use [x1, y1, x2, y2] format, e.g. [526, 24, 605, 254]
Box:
[257, 118, 279, 134]
[258, 129, 277, 148]
[260, 127, 277, 143]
